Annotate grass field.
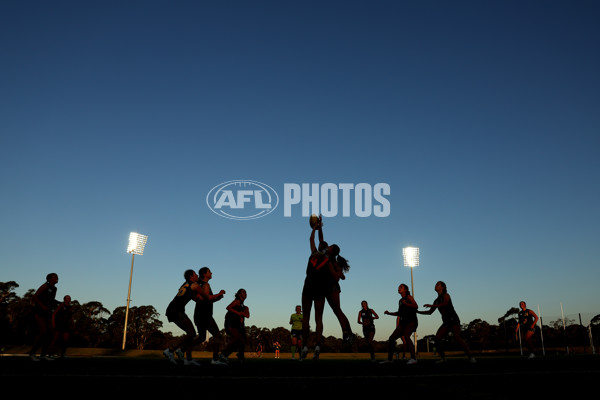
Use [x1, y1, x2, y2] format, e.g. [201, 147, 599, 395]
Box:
[2, 348, 598, 398]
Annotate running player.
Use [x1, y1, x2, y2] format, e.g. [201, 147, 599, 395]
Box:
[358, 300, 379, 361]
[195, 266, 227, 365]
[289, 305, 303, 359]
[49, 295, 74, 358]
[417, 281, 475, 363]
[219, 289, 249, 363]
[381, 284, 418, 364]
[29, 273, 60, 361]
[164, 269, 202, 366]
[516, 301, 539, 358]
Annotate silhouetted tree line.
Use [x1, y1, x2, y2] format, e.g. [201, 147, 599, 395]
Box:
[2, 281, 598, 354]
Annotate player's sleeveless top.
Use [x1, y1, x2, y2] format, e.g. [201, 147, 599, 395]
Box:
[166, 279, 195, 317]
[34, 282, 58, 316]
[290, 313, 303, 331]
[306, 251, 329, 277]
[328, 260, 342, 292]
[195, 281, 214, 317]
[303, 251, 330, 297]
[54, 303, 73, 331]
[434, 293, 460, 326]
[518, 309, 534, 328]
[225, 302, 245, 329]
[360, 308, 376, 327]
[397, 296, 418, 325]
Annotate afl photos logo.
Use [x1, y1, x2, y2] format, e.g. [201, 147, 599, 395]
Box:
[206, 180, 279, 220]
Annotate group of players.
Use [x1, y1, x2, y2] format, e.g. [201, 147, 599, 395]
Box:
[27, 273, 74, 361]
[162, 215, 541, 366]
[293, 215, 540, 364]
[163, 266, 248, 366]
[291, 215, 476, 364]
[24, 216, 540, 365]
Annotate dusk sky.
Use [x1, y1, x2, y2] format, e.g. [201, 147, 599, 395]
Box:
[1, 1, 598, 342]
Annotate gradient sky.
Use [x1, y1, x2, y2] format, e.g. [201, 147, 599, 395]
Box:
[1, 1, 598, 342]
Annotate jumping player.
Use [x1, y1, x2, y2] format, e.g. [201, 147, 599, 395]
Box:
[300, 219, 329, 360]
[300, 216, 354, 360]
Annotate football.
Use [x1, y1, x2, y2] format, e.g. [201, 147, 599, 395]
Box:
[309, 214, 319, 228]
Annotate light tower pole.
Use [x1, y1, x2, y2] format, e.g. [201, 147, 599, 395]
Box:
[122, 232, 148, 350]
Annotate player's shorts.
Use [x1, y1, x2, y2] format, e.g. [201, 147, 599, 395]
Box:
[362, 325, 375, 336]
[291, 329, 302, 339]
[168, 311, 196, 336]
[441, 316, 460, 330]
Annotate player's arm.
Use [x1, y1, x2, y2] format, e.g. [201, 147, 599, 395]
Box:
[317, 214, 324, 243]
[309, 226, 318, 253]
[51, 302, 63, 328]
[32, 284, 49, 310]
[416, 303, 435, 315]
[530, 310, 539, 328]
[199, 283, 225, 302]
[403, 295, 418, 309]
[226, 299, 247, 317]
[328, 261, 344, 281]
[211, 289, 226, 302]
[424, 293, 449, 311]
[191, 282, 204, 301]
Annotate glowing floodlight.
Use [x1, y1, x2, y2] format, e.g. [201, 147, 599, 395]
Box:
[123, 232, 148, 350]
[403, 246, 419, 268]
[127, 232, 148, 255]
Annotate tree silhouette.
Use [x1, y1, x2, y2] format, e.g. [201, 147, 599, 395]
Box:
[1, 281, 597, 354]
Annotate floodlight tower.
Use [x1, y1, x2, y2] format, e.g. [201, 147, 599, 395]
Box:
[403, 246, 419, 349]
[122, 232, 148, 350]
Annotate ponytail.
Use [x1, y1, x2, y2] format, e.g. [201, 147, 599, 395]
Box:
[337, 255, 350, 273]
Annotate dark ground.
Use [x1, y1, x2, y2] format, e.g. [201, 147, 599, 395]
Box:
[1, 352, 598, 398]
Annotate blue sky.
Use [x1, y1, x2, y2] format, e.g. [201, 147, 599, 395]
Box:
[1, 1, 599, 342]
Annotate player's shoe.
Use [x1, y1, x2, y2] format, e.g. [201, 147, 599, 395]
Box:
[300, 346, 308, 360]
[211, 354, 229, 365]
[343, 332, 356, 346]
[379, 359, 393, 364]
[183, 359, 202, 366]
[528, 353, 535, 359]
[313, 345, 320, 360]
[469, 357, 477, 363]
[407, 358, 418, 365]
[163, 348, 177, 365]
[175, 348, 185, 361]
